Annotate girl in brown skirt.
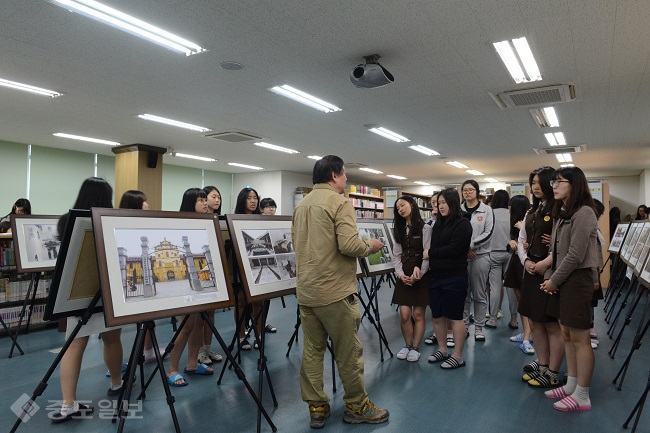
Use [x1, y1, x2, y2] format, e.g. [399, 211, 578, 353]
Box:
[541, 166, 599, 412]
[391, 196, 431, 362]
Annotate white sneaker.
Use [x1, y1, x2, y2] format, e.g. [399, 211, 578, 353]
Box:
[591, 339, 598, 349]
[406, 349, 420, 362]
[198, 351, 212, 365]
[397, 347, 410, 360]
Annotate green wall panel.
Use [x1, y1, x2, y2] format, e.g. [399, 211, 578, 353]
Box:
[0, 141, 29, 215]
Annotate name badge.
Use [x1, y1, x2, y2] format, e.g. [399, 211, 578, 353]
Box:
[544, 216, 550, 222]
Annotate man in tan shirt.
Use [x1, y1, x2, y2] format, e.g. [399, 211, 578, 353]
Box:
[292, 155, 389, 429]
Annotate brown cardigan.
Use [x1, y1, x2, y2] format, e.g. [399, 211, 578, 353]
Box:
[544, 205, 599, 287]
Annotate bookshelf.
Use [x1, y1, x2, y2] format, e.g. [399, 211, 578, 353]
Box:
[0, 237, 53, 335]
[346, 184, 385, 219]
[398, 191, 434, 219]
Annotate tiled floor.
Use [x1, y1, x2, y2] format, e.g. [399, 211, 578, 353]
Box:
[1, 279, 649, 433]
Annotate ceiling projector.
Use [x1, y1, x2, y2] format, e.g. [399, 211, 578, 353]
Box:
[350, 54, 394, 88]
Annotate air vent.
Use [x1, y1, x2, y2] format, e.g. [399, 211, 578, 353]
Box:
[533, 144, 586, 155]
[490, 84, 576, 109]
[204, 130, 262, 142]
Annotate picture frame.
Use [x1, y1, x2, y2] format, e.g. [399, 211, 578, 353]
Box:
[639, 239, 650, 287]
[621, 222, 644, 267]
[10, 215, 62, 273]
[357, 220, 395, 277]
[632, 222, 650, 275]
[92, 209, 234, 327]
[381, 218, 396, 250]
[356, 259, 365, 278]
[226, 214, 296, 302]
[607, 223, 629, 254]
[44, 210, 103, 321]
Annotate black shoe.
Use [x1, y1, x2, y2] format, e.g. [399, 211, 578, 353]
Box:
[240, 339, 252, 350]
[424, 334, 437, 345]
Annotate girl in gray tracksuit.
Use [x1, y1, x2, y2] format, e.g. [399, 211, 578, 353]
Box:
[460, 180, 494, 340]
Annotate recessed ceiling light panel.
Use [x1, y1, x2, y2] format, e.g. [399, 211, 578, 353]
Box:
[446, 161, 469, 169]
[0, 77, 62, 97]
[387, 175, 407, 180]
[413, 181, 430, 186]
[493, 37, 542, 83]
[137, 114, 211, 132]
[270, 85, 341, 113]
[174, 153, 216, 162]
[228, 162, 264, 170]
[368, 127, 409, 142]
[254, 142, 300, 154]
[466, 169, 484, 176]
[408, 145, 439, 156]
[53, 132, 119, 145]
[359, 167, 383, 174]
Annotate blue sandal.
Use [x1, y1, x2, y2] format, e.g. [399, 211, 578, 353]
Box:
[183, 363, 213, 375]
[167, 373, 188, 387]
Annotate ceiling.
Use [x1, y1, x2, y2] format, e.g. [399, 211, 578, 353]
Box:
[1, 0, 649, 188]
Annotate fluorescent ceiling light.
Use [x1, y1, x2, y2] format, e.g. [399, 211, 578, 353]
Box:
[544, 132, 566, 146]
[530, 107, 560, 128]
[359, 167, 383, 174]
[174, 153, 216, 162]
[413, 181, 431, 186]
[484, 178, 500, 183]
[228, 162, 264, 170]
[0, 77, 62, 97]
[137, 114, 211, 132]
[53, 132, 120, 146]
[466, 169, 484, 176]
[270, 85, 341, 113]
[556, 153, 573, 163]
[560, 163, 575, 167]
[409, 145, 439, 156]
[47, 0, 206, 55]
[493, 37, 542, 83]
[307, 155, 322, 160]
[446, 161, 469, 169]
[254, 142, 300, 154]
[368, 127, 410, 143]
[387, 175, 407, 180]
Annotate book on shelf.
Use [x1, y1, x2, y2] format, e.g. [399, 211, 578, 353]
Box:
[0, 303, 48, 329]
[348, 184, 381, 197]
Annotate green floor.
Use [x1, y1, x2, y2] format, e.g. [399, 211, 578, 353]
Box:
[1, 279, 649, 433]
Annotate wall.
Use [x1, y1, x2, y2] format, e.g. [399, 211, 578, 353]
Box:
[231, 171, 282, 214]
[640, 169, 649, 206]
[0, 140, 233, 215]
[279, 171, 313, 215]
[607, 175, 642, 219]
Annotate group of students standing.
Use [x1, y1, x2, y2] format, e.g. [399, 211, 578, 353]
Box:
[390, 165, 602, 412]
[50, 177, 279, 422]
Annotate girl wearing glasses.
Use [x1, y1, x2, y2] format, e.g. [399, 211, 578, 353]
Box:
[540, 167, 599, 412]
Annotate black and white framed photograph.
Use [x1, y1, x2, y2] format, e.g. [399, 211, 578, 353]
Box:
[10, 215, 61, 273]
[357, 220, 395, 276]
[44, 210, 103, 321]
[639, 237, 650, 287]
[92, 209, 234, 327]
[607, 223, 630, 254]
[381, 218, 396, 250]
[621, 221, 644, 266]
[632, 222, 650, 274]
[226, 214, 296, 302]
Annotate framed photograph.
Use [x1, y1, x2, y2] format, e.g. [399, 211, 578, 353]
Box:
[10, 215, 62, 273]
[357, 220, 395, 276]
[226, 214, 296, 302]
[621, 222, 644, 266]
[632, 222, 650, 274]
[92, 209, 234, 327]
[381, 219, 396, 250]
[356, 259, 365, 278]
[639, 240, 650, 287]
[608, 223, 630, 254]
[44, 210, 104, 321]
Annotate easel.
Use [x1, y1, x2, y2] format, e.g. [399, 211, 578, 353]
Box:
[623, 370, 650, 432]
[7, 271, 40, 357]
[605, 253, 627, 308]
[115, 320, 181, 433]
[612, 283, 650, 390]
[134, 312, 277, 433]
[9, 291, 102, 433]
[357, 273, 393, 361]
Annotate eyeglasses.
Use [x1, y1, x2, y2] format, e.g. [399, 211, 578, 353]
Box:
[462, 189, 476, 193]
[550, 180, 570, 187]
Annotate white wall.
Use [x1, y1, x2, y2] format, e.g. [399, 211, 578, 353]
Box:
[280, 171, 312, 215]
[231, 171, 283, 214]
[640, 169, 650, 206]
[607, 176, 641, 219]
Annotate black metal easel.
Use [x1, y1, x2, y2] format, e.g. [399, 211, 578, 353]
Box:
[612, 289, 650, 390]
[9, 291, 102, 433]
[609, 281, 645, 358]
[8, 271, 40, 357]
[623, 370, 650, 432]
[357, 276, 393, 361]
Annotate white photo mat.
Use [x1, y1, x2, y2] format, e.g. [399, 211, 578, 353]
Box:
[11, 215, 61, 273]
[632, 222, 650, 275]
[228, 217, 296, 301]
[608, 223, 629, 254]
[99, 214, 231, 324]
[621, 222, 643, 265]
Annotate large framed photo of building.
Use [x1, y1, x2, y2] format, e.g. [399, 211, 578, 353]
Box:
[226, 214, 296, 302]
[357, 220, 394, 277]
[44, 210, 103, 320]
[621, 222, 644, 266]
[10, 215, 62, 273]
[608, 223, 630, 254]
[92, 209, 234, 327]
[631, 222, 650, 274]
